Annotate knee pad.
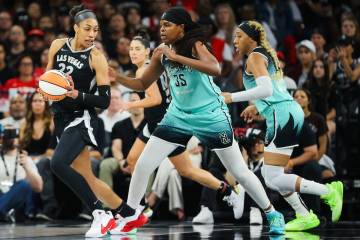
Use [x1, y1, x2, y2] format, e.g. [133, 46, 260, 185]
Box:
[261, 164, 297, 192]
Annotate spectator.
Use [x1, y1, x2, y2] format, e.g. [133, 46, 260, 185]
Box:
[55, 6, 72, 35]
[38, 16, 54, 31]
[311, 28, 328, 60]
[104, 13, 127, 58]
[340, 14, 360, 59]
[0, 10, 13, 42]
[0, 42, 15, 86]
[211, 3, 235, 78]
[3, 55, 37, 98]
[147, 136, 203, 221]
[304, 58, 336, 136]
[0, 127, 43, 222]
[26, 29, 46, 66]
[19, 92, 53, 160]
[7, 25, 26, 68]
[99, 88, 130, 134]
[115, 37, 133, 74]
[124, 5, 144, 39]
[26, 2, 42, 30]
[257, 0, 295, 44]
[333, 37, 360, 89]
[294, 89, 335, 179]
[99, 92, 145, 190]
[0, 95, 26, 130]
[290, 40, 316, 87]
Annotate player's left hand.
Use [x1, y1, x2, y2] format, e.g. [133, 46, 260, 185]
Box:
[65, 75, 79, 99]
[157, 44, 178, 61]
[240, 105, 258, 123]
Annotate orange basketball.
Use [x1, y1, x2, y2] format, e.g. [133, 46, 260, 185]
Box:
[38, 70, 70, 101]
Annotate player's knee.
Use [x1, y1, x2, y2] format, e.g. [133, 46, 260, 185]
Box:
[261, 164, 288, 192]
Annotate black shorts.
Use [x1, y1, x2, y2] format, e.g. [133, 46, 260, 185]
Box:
[137, 122, 186, 157]
[54, 110, 104, 152]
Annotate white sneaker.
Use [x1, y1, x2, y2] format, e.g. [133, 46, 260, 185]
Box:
[223, 186, 244, 219]
[249, 207, 263, 225]
[85, 210, 116, 238]
[192, 206, 214, 224]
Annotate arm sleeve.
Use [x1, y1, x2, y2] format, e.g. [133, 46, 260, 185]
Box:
[76, 85, 111, 109]
[230, 76, 273, 102]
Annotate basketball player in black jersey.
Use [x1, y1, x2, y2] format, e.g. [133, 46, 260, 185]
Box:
[41, 5, 147, 237]
[109, 32, 245, 221]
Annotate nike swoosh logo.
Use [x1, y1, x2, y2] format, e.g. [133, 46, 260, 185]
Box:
[101, 219, 116, 234]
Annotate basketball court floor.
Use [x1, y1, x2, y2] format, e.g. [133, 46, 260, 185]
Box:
[0, 220, 359, 239]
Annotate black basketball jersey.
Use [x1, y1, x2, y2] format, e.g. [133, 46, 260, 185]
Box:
[52, 38, 96, 114]
[141, 72, 170, 125]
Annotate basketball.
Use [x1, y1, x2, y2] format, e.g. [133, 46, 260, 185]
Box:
[38, 70, 70, 101]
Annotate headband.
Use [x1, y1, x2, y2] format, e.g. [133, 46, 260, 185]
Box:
[161, 7, 197, 31]
[74, 10, 97, 24]
[238, 21, 259, 42]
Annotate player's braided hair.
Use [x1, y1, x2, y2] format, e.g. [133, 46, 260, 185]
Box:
[247, 21, 282, 79]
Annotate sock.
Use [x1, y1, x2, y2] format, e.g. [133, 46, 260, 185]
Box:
[300, 179, 329, 196]
[264, 205, 275, 214]
[217, 181, 232, 197]
[283, 192, 309, 217]
[93, 199, 103, 210]
[115, 201, 136, 218]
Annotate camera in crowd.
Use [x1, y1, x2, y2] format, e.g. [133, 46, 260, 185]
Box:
[0, 124, 20, 151]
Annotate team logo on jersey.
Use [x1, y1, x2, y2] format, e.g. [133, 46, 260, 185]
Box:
[219, 131, 231, 145]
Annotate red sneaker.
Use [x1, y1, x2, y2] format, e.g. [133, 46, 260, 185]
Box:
[110, 209, 149, 235]
[122, 213, 148, 232]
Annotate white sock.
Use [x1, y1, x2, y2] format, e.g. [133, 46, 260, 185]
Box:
[300, 179, 329, 196]
[282, 192, 309, 217]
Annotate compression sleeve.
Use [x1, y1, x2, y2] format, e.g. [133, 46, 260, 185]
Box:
[231, 76, 273, 102]
[76, 85, 111, 109]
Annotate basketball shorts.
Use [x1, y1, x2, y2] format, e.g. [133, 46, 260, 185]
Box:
[153, 104, 234, 152]
[262, 101, 304, 156]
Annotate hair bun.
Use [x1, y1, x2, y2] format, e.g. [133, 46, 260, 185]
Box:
[134, 28, 150, 41]
[69, 4, 86, 18]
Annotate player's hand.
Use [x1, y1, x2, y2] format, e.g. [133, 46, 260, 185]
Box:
[221, 92, 232, 104]
[157, 44, 178, 61]
[65, 75, 79, 99]
[240, 105, 258, 123]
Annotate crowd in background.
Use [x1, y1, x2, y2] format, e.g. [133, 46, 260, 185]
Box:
[0, 0, 359, 224]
